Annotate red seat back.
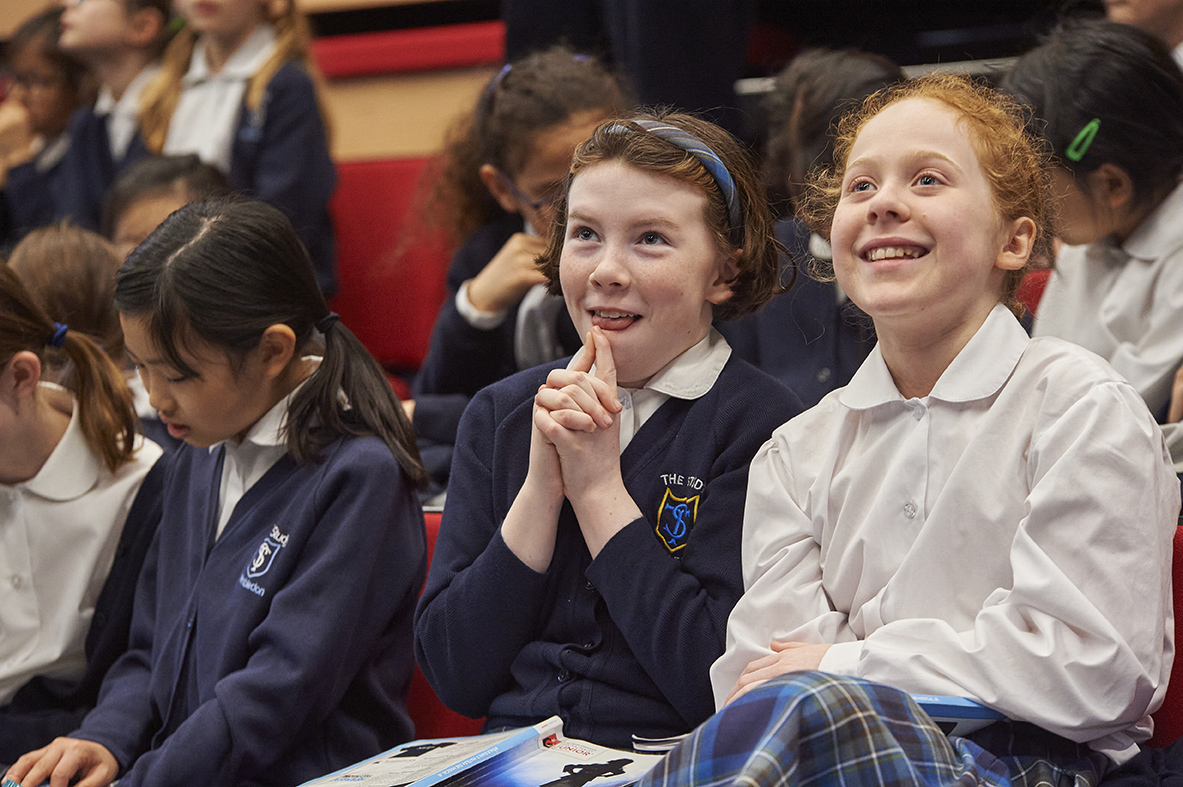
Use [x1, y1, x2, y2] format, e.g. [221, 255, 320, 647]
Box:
[407, 510, 486, 739]
[329, 158, 451, 372]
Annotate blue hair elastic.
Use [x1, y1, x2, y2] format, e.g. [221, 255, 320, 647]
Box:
[606, 120, 742, 242]
[47, 322, 68, 348]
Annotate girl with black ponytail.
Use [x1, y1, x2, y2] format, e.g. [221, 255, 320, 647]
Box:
[8, 199, 426, 787]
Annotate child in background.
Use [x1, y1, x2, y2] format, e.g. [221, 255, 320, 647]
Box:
[415, 112, 802, 748]
[656, 74, 1175, 787]
[0, 266, 162, 764]
[5, 222, 179, 450]
[415, 47, 630, 400]
[137, 0, 337, 294]
[28, 0, 172, 233]
[1002, 20, 1183, 464]
[0, 8, 89, 246]
[719, 47, 900, 408]
[7, 199, 426, 787]
[100, 153, 232, 259]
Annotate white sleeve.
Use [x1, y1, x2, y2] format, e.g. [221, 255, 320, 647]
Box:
[709, 434, 858, 708]
[820, 382, 1176, 751]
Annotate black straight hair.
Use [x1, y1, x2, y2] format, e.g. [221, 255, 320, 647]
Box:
[115, 199, 426, 484]
[1001, 18, 1183, 208]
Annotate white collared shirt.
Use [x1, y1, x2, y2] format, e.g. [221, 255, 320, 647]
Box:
[93, 65, 160, 161]
[211, 381, 294, 541]
[715, 306, 1177, 765]
[567, 327, 732, 452]
[1034, 180, 1183, 416]
[164, 24, 277, 173]
[0, 384, 162, 703]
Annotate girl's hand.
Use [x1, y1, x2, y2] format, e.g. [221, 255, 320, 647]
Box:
[6, 737, 118, 787]
[724, 641, 833, 706]
[535, 329, 639, 555]
[466, 233, 549, 313]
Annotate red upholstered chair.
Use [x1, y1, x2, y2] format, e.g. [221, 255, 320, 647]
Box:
[407, 510, 486, 739]
[328, 158, 452, 377]
[1148, 526, 1183, 747]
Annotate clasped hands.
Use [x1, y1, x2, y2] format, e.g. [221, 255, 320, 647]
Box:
[529, 326, 638, 556]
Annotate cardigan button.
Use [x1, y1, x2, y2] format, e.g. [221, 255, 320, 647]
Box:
[557, 669, 572, 683]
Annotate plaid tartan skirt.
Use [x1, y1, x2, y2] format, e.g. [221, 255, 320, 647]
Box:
[636, 672, 1106, 787]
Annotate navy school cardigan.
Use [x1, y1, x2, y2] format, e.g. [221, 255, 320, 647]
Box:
[415, 355, 802, 749]
[72, 435, 425, 786]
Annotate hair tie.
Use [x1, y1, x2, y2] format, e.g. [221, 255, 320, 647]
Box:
[47, 322, 68, 348]
[605, 120, 743, 244]
[316, 311, 339, 334]
[1066, 117, 1101, 163]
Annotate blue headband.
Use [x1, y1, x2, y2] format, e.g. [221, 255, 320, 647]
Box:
[48, 322, 68, 348]
[606, 120, 742, 242]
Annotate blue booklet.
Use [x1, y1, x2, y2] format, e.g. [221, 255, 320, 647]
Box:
[300, 716, 665, 787]
[911, 694, 1006, 736]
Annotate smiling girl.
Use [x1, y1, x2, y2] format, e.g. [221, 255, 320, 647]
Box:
[636, 74, 1177, 787]
[415, 112, 801, 748]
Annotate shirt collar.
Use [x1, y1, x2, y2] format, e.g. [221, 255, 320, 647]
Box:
[94, 64, 161, 117]
[570, 327, 732, 400]
[207, 359, 321, 454]
[22, 383, 101, 501]
[184, 24, 278, 85]
[839, 304, 1028, 409]
[1122, 180, 1183, 263]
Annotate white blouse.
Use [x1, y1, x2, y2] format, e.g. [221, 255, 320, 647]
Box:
[714, 306, 1178, 765]
[0, 384, 162, 702]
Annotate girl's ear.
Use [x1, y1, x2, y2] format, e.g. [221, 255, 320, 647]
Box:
[255, 324, 298, 381]
[1087, 162, 1136, 213]
[705, 253, 740, 306]
[126, 5, 165, 48]
[996, 216, 1037, 272]
[1, 351, 44, 401]
[479, 164, 522, 214]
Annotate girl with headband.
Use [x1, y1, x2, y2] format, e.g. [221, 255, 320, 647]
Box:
[1002, 20, 1183, 465]
[415, 111, 802, 747]
[7, 199, 427, 786]
[0, 266, 162, 763]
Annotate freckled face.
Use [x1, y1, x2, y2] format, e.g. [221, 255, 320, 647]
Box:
[559, 160, 734, 387]
[830, 97, 1022, 337]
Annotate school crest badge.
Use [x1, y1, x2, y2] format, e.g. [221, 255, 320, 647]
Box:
[656, 488, 699, 552]
[246, 525, 289, 578]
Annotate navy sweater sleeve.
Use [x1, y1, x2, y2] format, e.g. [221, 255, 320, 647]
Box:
[414, 372, 554, 717]
[414, 216, 523, 398]
[75, 440, 424, 785]
[231, 62, 337, 295]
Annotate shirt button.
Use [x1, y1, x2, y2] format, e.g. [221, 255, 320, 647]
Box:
[912, 405, 924, 420]
[903, 502, 917, 519]
[816, 367, 832, 383]
[11, 575, 22, 588]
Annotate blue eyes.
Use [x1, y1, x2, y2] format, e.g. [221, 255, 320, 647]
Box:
[917, 175, 938, 186]
[640, 232, 665, 245]
[576, 227, 596, 241]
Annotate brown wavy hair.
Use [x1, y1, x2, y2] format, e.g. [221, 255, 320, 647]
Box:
[799, 73, 1051, 317]
[423, 46, 630, 247]
[537, 110, 783, 321]
[0, 266, 137, 473]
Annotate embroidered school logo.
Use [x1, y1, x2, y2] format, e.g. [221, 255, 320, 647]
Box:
[246, 525, 289, 579]
[656, 488, 699, 552]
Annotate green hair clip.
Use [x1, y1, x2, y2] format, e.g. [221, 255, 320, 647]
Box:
[1066, 118, 1100, 163]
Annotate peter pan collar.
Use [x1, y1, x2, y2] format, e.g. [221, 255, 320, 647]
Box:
[22, 383, 100, 501]
[839, 304, 1028, 410]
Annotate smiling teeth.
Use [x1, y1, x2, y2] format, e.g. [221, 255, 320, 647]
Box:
[868, 246, 922, 261]
[594, 310, 637, 319]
